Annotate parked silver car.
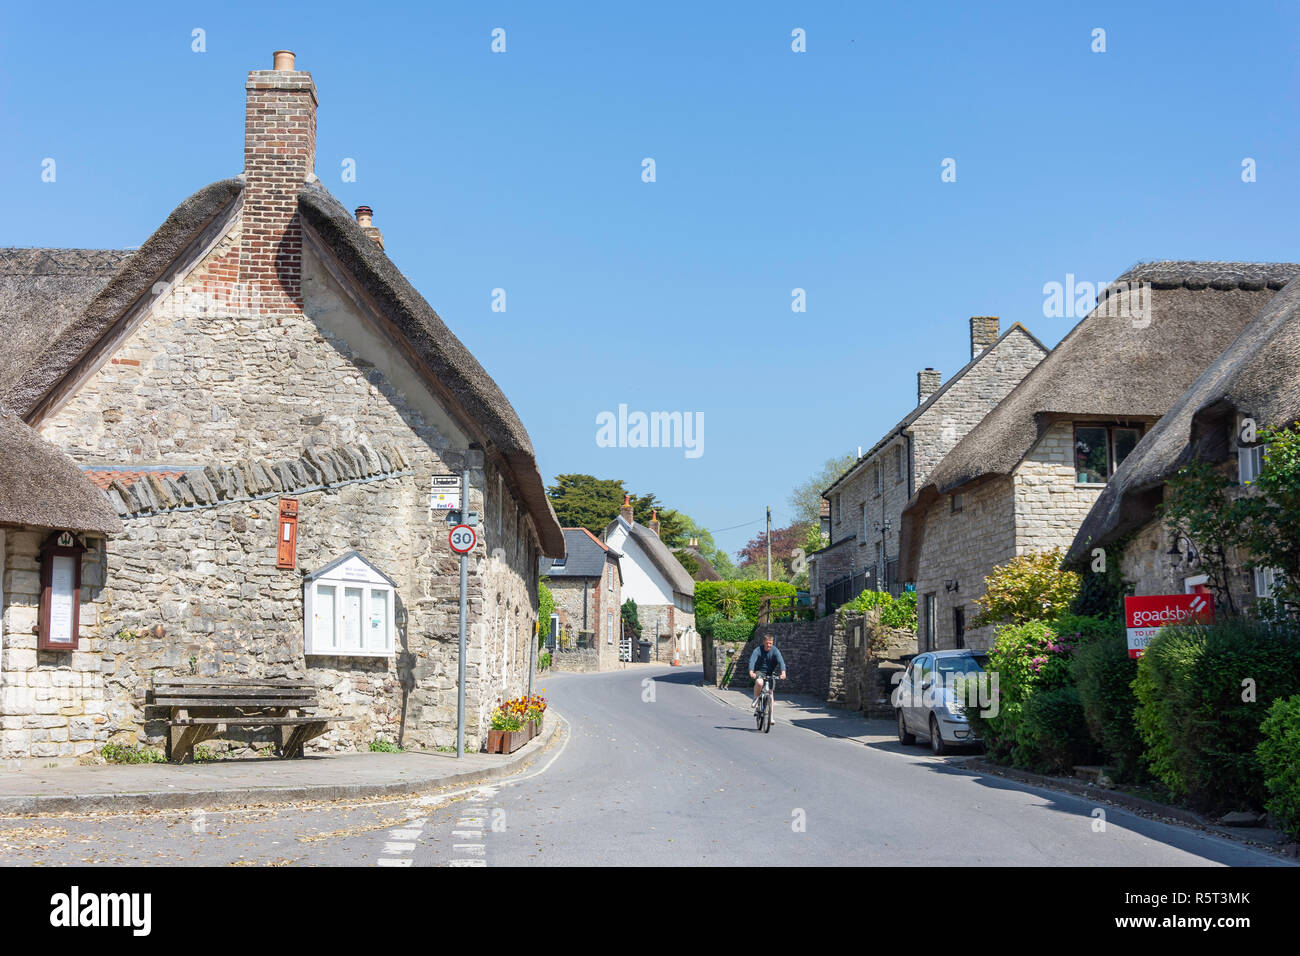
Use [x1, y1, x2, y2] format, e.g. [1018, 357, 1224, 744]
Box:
[894, 650, 988, 755]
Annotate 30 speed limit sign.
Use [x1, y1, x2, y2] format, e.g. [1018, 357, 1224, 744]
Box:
[448, 524, 477, 554]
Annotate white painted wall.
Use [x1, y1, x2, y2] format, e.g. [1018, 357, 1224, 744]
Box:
[605, 519, 674, 606]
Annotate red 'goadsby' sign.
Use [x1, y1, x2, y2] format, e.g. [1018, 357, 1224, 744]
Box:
[1124, 593, 1215, 659]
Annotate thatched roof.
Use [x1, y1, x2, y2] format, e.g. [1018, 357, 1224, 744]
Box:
[0, 248, 133, 391]
[2, 177, 564, 557]
[678, 546, 723, 581]
[297, 181, 563, 556]
[3, 179, 243, 418]
[900, 261, 1300, 579]
[604, 518, 695, 598]
[0, 405, 121, 534]
[1067, 274, 1300, 562]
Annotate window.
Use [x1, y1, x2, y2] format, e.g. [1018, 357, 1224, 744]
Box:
[951, 493, 964, 513]
[860, 502, 867, 542]
[304, 552, 396, 657]
[953, 606, 966, 649]
[1254, 567, 1280, 598]
[924, 593, 936, 651]
[895, 446, 905, 484]
[607, 611, 614, 644]
[874, 463, 882, 496]
[607, 564, 613, 591]
[1239, 444, 1263, 485]
[1074, 424, 1143, 483]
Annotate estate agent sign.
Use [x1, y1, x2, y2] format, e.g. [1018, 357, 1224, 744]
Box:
[1124, 593, 1215, 659]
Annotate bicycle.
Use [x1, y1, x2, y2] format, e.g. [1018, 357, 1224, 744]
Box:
[753, 673, 777, 733]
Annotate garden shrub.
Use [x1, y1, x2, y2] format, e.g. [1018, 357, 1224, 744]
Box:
[1257, 694, 1300, 839]
[1135, 619, 1300, 813]
[841, 589, 917, 631]
[1071, 622, 1144, 781]
[964, 620, 1063, 761]
[703, 613, 756, 644]
[972, 548, 1081, 627]
[1014, 684, 1099, 774]
[695, 580, 796, 621]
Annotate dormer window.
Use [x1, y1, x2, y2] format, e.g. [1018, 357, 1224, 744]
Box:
[1074, 424, 1142, 484]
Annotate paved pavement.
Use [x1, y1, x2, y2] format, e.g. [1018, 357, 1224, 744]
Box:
[0, 712, 559, 814]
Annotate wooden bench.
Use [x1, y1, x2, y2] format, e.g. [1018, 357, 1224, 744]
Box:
[150, 677, 352, 763]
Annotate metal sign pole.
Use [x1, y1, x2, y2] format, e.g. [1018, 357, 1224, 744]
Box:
[456, 467, 469, 759]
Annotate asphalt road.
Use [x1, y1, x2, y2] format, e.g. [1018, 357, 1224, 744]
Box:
[0, 665, 1289, 867]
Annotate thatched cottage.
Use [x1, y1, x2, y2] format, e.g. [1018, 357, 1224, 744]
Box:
[812, 317, 1046, 614]
[603, 497, 698, 663]
[0, 51, 563, 766]
[539, 527, 624, 671]
[1067, 273, 1300, 611]
[899, 261, 1300, 651]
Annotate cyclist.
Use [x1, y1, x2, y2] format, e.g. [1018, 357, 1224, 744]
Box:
[749, 634, 788, 711]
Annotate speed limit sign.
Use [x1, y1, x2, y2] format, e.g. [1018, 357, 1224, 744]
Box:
[448, 524, 477, 554]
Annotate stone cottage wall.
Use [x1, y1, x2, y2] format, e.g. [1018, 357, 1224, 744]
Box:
[1013, 421, 1107, 553]
[912, 474, 1017, 651]
[9, 218, 541, 761]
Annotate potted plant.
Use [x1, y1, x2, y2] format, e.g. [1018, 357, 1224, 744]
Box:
[486, 694, 548, 752]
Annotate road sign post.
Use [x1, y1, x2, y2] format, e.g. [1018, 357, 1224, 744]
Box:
[455, 470, 471, 758]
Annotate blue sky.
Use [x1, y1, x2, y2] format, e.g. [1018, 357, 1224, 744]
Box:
[5, 1, 1300, 558]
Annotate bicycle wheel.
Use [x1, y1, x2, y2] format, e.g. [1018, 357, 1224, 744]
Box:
[763, 694, 773, 733]
[755, 697, 765, 730]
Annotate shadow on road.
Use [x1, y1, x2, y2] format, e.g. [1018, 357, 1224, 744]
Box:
[650, 668, 705, 686]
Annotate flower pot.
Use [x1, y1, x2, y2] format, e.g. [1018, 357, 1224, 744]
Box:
[487, 729, 528, 754]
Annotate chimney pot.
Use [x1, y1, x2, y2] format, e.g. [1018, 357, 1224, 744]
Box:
[619, 494, 634, 525]
[273, 50, 296, 71]
[355, 206, 373, 228]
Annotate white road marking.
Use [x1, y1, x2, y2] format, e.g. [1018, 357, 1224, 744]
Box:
[377, 857, 412, 867]
[383, 841, 416, 853]
[453, 844, 485, 855]
[389, 828, 423, 841]
[449, 859, 486, 867]
[451, 829, 482, 838]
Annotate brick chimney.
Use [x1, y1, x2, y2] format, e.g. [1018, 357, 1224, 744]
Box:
[970, 316, 1000, 359]
[650, 509, 660, 537]
[354, 206, 385, 251]
[619, 494, 633, 525]
[242, 50, 317, 313]
[918, 368, 941, 405]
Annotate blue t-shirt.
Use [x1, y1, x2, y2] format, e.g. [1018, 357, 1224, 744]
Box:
[749, 645, 786, 676]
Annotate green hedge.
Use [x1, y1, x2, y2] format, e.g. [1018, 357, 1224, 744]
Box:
[704, 614, 757, 644]
[1135, 618, 1300, 814]
[1071, 621, 1145, 781]
[1258, 694, 1300, 839]
[1014, 685, 1099, 774]
[841, 589, 917, 630]
[694, 581, 796, 621]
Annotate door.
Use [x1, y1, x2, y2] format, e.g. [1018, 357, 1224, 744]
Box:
[905, 655, 932, 734]
[953, 607, 966, 649]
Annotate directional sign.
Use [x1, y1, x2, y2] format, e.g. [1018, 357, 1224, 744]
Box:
[430, 475, 461, 511]
[449, 524, 477, 554]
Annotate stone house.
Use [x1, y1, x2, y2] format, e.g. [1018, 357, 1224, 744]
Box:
[539, 527, 623, 670]
[900, 261, 1300, 652]
[1068, 273, 1300, 612]
[0, 51, 564, 765]
[0, 407, 125, 764]
[810, 317, 1046, 613]
[603, 497, 698, 662]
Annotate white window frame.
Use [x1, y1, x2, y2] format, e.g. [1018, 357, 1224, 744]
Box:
[304, 553, 396, 657]
[1183, 574, 1209, 594]
[607, 611, 614, 644]
[1254, 567, 1280, 598]
[1239, 444, 1263, 485]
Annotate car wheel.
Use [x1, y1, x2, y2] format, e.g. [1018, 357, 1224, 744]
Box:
[897, 709, 916, 745]
[930, 715, 949, 755]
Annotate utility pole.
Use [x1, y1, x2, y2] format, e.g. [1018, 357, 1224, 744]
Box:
[766, 506, 772, 580]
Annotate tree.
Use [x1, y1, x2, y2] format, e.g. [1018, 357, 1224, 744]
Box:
[789, 454, 857, 527]
[545, 474, 689, 545]
[736, 522, 812, 582]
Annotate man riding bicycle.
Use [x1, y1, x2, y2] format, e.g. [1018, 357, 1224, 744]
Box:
[749, 635, 787, 711]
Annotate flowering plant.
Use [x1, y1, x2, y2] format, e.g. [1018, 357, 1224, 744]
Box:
[490, 693, 548, 732]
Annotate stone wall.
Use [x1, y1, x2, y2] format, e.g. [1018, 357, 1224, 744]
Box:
[827, 611, 916, 716]
[551, 645, 600, 673]
[3, 217, 541, 765]
[1013, 421, 1107, 553]
[911, 474, 1017, 651]
[727, 616, 835, 697]
[638, 602, 699, 664]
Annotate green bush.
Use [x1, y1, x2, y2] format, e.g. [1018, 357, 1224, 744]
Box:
[369, 738, 403, 753]
[841, 589, 917, 631]
[1135, 618, 1300, 814]
[1071, 621, 1145, 781]
[972, 548, 1082, 627]
[1014, 685, 1099, 774]
[964, 619, 1080, 764]
[695, 580, 795, 621]
[1257, 694, 1300, 839]
[703, 613, 756, 644]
